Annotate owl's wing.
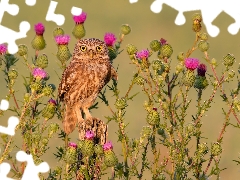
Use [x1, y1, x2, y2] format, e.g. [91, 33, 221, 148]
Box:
[58, 62, 83, 101]
[111, 65, 118, 81]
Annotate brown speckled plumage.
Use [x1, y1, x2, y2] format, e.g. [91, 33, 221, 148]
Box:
[58, 38, 117, 134]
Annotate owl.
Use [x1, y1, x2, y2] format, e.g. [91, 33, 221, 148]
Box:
[58, 38, 118, 135]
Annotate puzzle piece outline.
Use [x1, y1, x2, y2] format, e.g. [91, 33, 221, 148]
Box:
[0, 0, 31, 54]
[0, 99, 50, 179]
[0, 99, 19, 136]
[131, 0, 240, 37]
[0, 151, 50, 180]
[0, 0, 82, 53]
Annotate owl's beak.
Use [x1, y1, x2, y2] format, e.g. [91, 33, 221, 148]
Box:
[89, 50, 94, 59]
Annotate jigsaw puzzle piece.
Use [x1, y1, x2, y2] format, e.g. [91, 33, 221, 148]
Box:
[0, 163, 15, 180]
[0, 21, 30, 54]
[71, 6, 82, 16]
[25, 0, 37, 6]
[16, 151, 49, 180]
[150, 0, 224, 37]
[129, 0, 138, 3]
[46, 0, 65, 26]
[0, 0, 19, 23]
[222, 0, 240, 35]
[0, 99, 9, 111]
[0, 116, 19, 136]
[201, 5, 222, 37]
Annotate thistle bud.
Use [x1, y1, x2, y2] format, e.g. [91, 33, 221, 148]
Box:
[41, 98, 57, 120]
[41, 86, 53, 96]
[126, 44, 138, 55]
[151, 59, 162, 71]
[53, 27, 64, 37]
[192, 23, 202, 32]
[94, 144, 104, 156]
[233, 99, 240, 111]
[133, 76, 145, 86]
[108, 46, 117, 61]
[41, 137, 49, 146]
[120, 24, 131, 35]
[182, 70, 196, 88]
[175, 64, 184, 74]
[35, 54, 48, 69]
[78, 140, 85, 150]
[115, 97, 127, 109]
[157, 128, 165, 136]
[198, 40, 209, 52]
[192, 13, 202, 23]
[143, 101, 153, 112]
[211, 58, 217, 67]
[103, 142, 118, 167]
[31, 23, 46, 51]
[81, 131, 95, 157]
[65, 143, 77, 164]
[160, 44, 173, 58]
[32, 133, 41, 144]
[72, 12, 87, 39]
[17, 44, 28, 56]
[199, 32, 208, 40]
[150, 40, 161, 52]
[30, 82, 42, 93]
[198, 142, 209, 155]
[24, 93, 31, 103]
[177, 52, 184, 62]
[55, 35, 71, 62]
[223, 53, 235, 67]
[185, 123, 194, 134]
[8, 69, 18, 79]
[211, 142, 222, 156]
[146, 108, 160, 126]
[228, 70, 235, 79]
[194, 76, 209, 89]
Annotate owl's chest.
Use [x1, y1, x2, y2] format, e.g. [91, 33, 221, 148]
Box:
[84, 63, 110, 80]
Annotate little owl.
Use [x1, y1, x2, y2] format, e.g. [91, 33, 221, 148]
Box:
[58, 38, 118, 134]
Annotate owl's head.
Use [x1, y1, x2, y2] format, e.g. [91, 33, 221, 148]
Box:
[72, 38, 109, 62]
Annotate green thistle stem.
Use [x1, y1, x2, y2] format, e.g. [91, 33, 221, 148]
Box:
[186, 32, 199, 58]
[125, 70, 139, 99]
[118, 109, 129, 178]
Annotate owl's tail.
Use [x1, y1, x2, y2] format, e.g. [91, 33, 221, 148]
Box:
[63, 104, 77, 134]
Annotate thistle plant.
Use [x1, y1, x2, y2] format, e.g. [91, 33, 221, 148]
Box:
[0, 12, 240, 180]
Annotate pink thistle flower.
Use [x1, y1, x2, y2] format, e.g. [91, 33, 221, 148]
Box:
[0, 44, 7, 55]
[48, 98, 57, 105]
[104, 33, 117, 46]
[55, 35, 70, 45]
[197, 63, 207, 76]
[103, 141, 113, 151]
[136, 49, 149, 59]
[85, 130, 95, 140]
[34, 23, 45, 35]
[73, 11, 87, 24]
[160, 38, 167, 45]
[184, 58, 199, 70]
[32, 67, 47, 79]
[68, 142, 77, 148]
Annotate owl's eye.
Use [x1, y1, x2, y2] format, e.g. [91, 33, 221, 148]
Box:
[96, 46, 103, 52]
[80, 45, 87, 51]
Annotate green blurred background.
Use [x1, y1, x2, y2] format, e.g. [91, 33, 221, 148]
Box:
[0, 0, 240, 179]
